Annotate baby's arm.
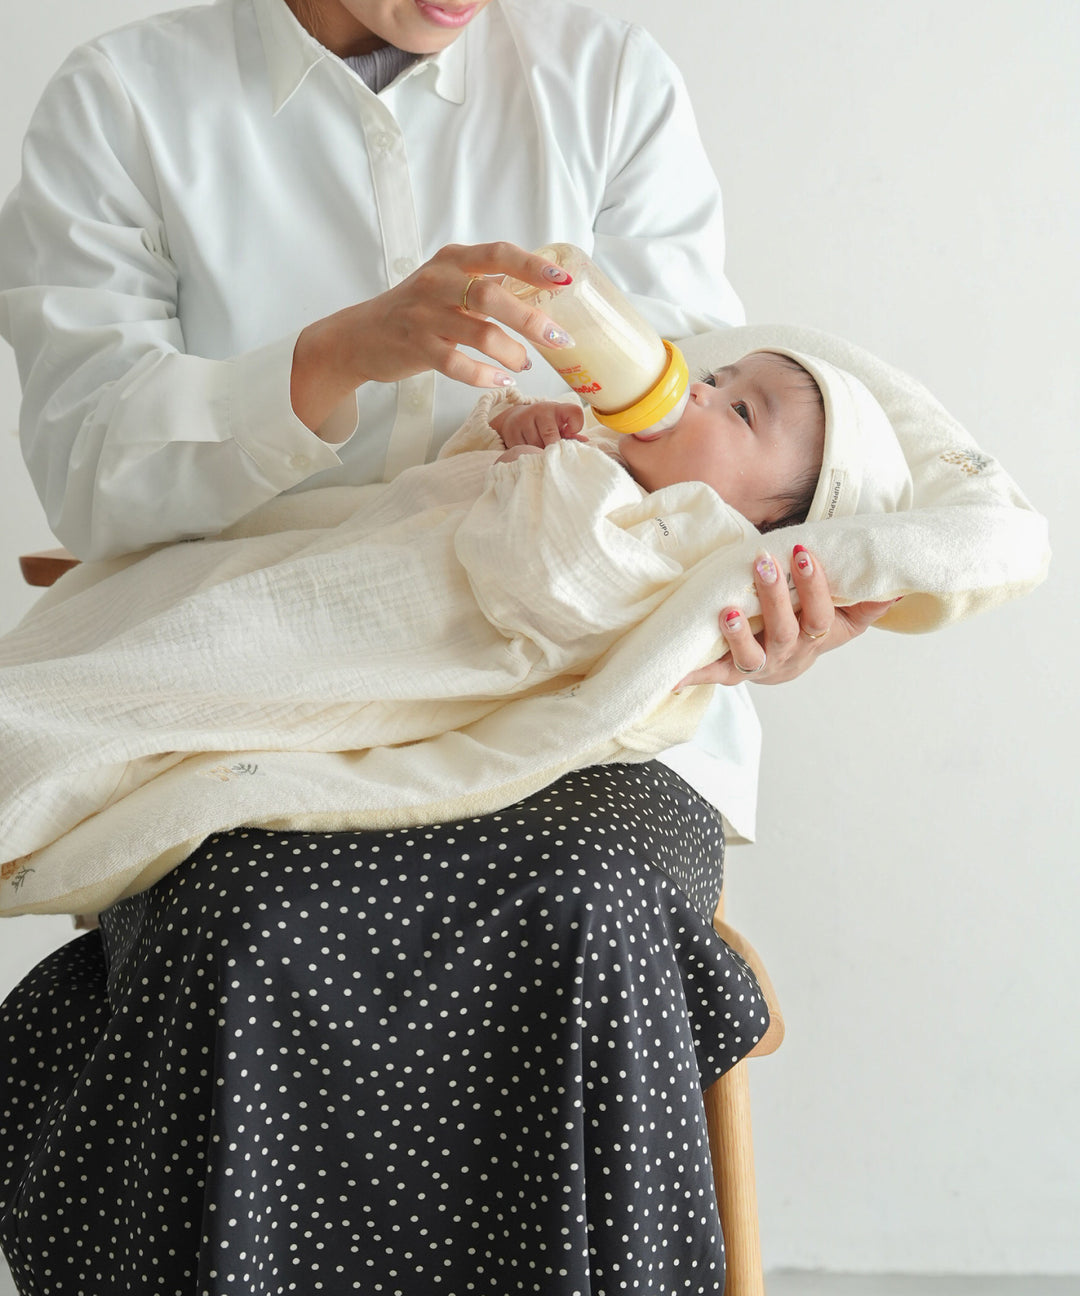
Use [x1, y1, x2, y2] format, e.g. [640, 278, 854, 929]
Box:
[491, 402, 587, 462]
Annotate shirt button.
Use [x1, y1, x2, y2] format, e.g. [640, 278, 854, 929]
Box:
[407, 390, 428, 412]
[290, 453, 312, 471]
[393, 256, 417, 278]
[371, 130, 395, 154]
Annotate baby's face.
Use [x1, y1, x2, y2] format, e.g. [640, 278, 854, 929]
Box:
[619, 352, 826, 528]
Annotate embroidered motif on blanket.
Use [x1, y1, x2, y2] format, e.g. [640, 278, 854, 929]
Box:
[2, 858, 35, 892]
[198, 762, 263, 783]
[940, 449, 992, 475]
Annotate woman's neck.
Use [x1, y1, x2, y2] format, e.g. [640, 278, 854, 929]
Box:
[289, 0, 388, 58]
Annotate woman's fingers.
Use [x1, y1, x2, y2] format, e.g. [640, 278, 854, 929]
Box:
[673, 544, 870, 691]
[836, 598, 899, 636]
[321, 241, 578, 395]
[443, 241, 576, 352]
[789, 543, 834, 642]
[466, 278, 575, 353]
[750, 551, 801, 666]
[792, 545, 898, 648]
[721, 608, 767, 674]
[436, 341, 519, 392]
[673, 606, 762, 689]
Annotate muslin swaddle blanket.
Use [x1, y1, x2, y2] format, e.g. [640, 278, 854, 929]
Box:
[0, 325, 1050, 915]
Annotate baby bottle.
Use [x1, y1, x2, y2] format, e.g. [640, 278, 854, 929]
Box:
[504, 244, 689, 436]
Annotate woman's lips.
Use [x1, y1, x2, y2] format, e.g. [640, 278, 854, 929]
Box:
[414, 0, 479, 27]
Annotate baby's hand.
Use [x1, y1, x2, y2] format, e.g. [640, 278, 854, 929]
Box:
[495, 444, 545, 464]
[490, 401, 586, 450]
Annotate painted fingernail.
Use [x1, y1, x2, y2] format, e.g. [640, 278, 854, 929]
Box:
[793, 544, 814, 576]
[520, 358, 533, 370]
[543, 323, 575, 348]
[724, 609, 744, 633]
[755, 553, 779, 584]
[542, 266, 573, 285]
[492, 372, 515, 388]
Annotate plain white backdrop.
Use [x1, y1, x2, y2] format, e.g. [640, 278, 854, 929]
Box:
[1, 0, 1077, 1282]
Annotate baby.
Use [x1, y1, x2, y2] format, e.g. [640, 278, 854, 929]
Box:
[0, 343, 913, 906]
[488, 346, 910, 529]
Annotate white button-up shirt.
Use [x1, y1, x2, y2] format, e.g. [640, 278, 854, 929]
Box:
[0, 0, 761, 839]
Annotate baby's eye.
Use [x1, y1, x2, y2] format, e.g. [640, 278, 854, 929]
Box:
[702, 373, 717, 387]
[732, 401, 751, 423]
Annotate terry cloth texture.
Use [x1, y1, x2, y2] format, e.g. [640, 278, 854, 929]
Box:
[0, 324, 1050, 916]
[0, 763, 766, 1295]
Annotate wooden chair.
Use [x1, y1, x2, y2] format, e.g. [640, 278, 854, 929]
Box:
[19, 545, 786, 1295]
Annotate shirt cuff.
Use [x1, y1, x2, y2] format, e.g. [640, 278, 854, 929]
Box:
[228, 330, 358, 491]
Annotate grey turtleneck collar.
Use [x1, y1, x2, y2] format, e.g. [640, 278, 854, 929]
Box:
[344, 45, 419, 94]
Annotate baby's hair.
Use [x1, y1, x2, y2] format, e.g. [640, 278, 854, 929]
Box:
[759, 464, 822, 533]
[756, 353, 825, 533]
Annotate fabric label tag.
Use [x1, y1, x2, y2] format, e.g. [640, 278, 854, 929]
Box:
[822, 469, 846, 519]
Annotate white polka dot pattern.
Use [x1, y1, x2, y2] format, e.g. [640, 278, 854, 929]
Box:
[0, 763, 767, 1294]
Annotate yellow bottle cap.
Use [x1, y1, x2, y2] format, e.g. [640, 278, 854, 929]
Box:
[593, 341, 689, 435]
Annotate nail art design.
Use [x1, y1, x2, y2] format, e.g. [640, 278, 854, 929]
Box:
[755, 553, 778, 584]
[542, 266, 573, 285]
[493, 372, 515, 388]
[724, 609, 744, 632]
[544, 324, 574, 348]
[793, 544, 814, 576]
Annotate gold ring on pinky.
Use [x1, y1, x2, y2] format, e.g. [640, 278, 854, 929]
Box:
[800, 626, 829, 641]
[733, 653, 768, 675]
[461, 274, 483, 312]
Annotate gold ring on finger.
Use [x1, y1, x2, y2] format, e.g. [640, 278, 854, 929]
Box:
[461, 274, 483, 312]
[733, 652, 768, 675]
[800, 626, 829, 641]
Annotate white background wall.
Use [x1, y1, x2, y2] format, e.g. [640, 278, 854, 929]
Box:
[1, 0, 1077, 1281]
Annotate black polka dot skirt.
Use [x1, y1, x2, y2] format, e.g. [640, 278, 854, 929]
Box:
[0, 763, 768, 1295]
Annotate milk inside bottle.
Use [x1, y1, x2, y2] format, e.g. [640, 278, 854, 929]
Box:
[504, 244, 689, 436]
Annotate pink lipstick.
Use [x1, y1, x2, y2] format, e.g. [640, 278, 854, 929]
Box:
[414, 0, 479, 28]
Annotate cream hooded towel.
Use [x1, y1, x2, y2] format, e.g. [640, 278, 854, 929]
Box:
[0, 325, 1050, 916]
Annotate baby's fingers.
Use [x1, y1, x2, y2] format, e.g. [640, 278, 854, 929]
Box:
[532, 407, 570, 448]
[557, 404, 587, 441]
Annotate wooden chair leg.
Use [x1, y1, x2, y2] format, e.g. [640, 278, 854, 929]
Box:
[704, 1061, 765, 1296]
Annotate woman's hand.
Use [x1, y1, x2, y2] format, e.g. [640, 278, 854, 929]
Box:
[291, 242, 575, 434]
[675, 543, 898, 689]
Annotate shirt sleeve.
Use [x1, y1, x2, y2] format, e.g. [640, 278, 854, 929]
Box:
[591, 25, 746, 340]
[0, 45, 352, 561]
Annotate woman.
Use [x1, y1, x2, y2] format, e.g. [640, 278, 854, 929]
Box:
[0, 1, 889, 1290]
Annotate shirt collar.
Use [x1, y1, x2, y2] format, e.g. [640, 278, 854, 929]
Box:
[251, 0, 468, 114]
